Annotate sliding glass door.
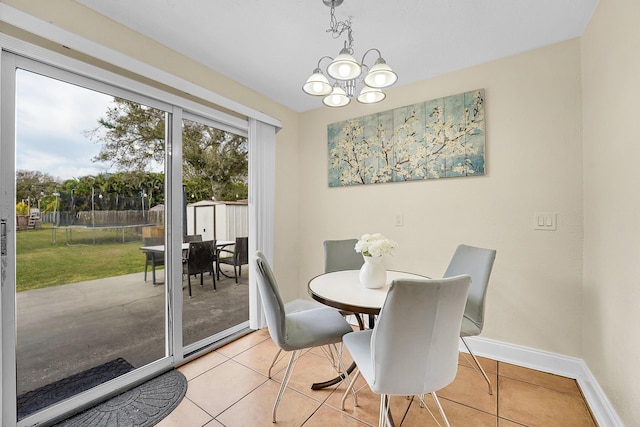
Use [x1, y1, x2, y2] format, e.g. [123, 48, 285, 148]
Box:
[181, 115, 250, 353]
[9, 59, 173, 424]
[1, 52, 252, 426]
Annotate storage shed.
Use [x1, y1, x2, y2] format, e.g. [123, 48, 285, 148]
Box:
[186, 200, 248, 241]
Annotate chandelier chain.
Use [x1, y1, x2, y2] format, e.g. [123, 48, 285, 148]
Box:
[326, 4, 354, 53]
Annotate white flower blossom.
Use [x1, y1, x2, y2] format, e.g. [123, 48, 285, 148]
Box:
[354, 233, 398, 257]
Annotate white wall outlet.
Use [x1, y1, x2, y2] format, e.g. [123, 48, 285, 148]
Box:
[533, 213, 557, 231]
[394, 212, 404, 227]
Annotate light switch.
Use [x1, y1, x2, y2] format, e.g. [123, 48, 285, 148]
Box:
[534, 213, 557, 231]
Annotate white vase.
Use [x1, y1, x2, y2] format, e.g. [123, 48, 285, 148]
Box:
[359, 255, 387, 289]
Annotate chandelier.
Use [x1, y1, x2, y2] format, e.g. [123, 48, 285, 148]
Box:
[302, 0, 398, 107]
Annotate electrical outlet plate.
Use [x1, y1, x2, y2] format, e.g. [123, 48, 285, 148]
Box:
[533, 213, 556, 231]
[394, 212, 404, 227]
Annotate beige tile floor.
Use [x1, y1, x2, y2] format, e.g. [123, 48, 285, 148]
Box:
[158, 329, 597, 426]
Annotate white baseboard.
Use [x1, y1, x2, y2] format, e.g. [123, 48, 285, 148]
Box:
[460, 336, 624, 427]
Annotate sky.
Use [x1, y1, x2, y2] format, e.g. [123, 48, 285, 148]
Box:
[15, 69, 115, 181]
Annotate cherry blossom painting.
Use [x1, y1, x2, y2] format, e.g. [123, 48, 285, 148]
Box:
[328, 89, 485, 187]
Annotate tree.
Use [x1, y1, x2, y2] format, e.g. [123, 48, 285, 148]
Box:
[86, 98, 247, 201]
[86, 98, 165, 171]
[16, 170, 60, 206]
[182, 119, 247, 201]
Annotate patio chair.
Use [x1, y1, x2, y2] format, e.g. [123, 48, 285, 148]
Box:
[143, 236, 164, 285]
[216, 237, 248, 283]
[183, 240, 217, 298]
[182, 234, 203, 264]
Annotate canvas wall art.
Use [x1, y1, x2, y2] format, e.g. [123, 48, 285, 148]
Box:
[328, 89, 485, 187]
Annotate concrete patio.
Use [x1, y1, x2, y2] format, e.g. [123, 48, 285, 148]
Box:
[16, 267, 249, 395]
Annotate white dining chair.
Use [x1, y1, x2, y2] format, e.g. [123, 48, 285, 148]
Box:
[444, 243, 497, 394]
[323, 238, 366, 330]
[254, 251, 354, 422]
[340, 275, 471, 427]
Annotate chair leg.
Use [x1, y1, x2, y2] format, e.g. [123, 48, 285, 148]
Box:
[187, 274, 192, 298]
[268, 349, 282, 378]
[461, 337, 493, 394]
[431, 391, 451, 427]
[340, 367, 360, 410]
[379, 394, 391, 427]
[272, 350, 298, 423]
[333, 345, 358, 410]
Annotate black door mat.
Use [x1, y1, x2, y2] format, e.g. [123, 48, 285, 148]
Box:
[17, 357, 135, 420]
[54, 369, 187, 427]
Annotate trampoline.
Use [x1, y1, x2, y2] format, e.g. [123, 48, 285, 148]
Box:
[51, 224, 152, 245]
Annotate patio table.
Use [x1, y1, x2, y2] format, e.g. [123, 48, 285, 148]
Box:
[139, 240, 234, 284]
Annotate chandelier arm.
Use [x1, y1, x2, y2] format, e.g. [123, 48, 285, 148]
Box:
[361, 48, 382, 67]
[316, 55, 335, 69]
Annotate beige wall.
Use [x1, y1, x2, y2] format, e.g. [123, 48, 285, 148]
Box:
[582, 0, 640, 424]
[299, 39, 584, 357]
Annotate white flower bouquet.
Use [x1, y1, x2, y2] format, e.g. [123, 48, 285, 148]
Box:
[354, 233, 398, 258]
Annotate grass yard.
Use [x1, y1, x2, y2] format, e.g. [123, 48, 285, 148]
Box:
[16, 224, 150, 292]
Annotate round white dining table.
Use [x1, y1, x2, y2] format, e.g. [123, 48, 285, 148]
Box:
[307, 269, 428, 396]
[308, 269, 428, 316]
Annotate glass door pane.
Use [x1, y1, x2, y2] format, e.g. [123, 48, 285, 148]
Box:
[14, 69, 167, 419]
[181, 117, 249, 350]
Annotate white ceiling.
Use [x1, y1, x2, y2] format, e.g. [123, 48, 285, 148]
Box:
[75, 0, 598, 113]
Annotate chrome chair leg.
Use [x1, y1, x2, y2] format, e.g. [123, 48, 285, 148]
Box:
[461, 337, 493, 394]
[268, 349, 282, 378]
[379, 394, 392, 427]
[340, 367, 361, 410]
[336, 349, 358, 410]
[272, 350, 298, 423]
[431, 391, 451, 427]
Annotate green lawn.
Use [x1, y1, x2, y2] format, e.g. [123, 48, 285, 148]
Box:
[16, 224, 150, 292]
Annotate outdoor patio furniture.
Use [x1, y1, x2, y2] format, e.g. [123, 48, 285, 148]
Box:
[143, 236, 165, 285]
[216, 237, 248, 284]
[183, 240, 217, 297]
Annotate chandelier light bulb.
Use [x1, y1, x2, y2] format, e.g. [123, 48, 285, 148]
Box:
[364, 57, 398, 89]
[339, 64, 352, 78]
[323, 84, 350, 107]
[357, 86, 385, 104]
[303, 68, 332, 96]
[327, 48, 362, 81]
